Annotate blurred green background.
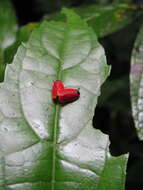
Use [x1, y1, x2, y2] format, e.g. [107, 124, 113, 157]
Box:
[1, 0, 143, 189]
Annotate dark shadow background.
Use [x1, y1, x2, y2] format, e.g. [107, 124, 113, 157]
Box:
[11, 0, 143, 189]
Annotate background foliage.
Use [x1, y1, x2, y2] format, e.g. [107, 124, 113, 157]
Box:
[0, 0, 143, 189]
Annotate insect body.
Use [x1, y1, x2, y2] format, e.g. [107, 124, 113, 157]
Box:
[52, 80, 80, 104]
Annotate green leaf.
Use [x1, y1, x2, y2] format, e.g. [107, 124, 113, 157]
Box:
[4, 23, 38, 64]
[0, 0, 18, 81]
[0, 9, 127, 190]
[46, 3, 142, 38]
[130, 26, 143, 140]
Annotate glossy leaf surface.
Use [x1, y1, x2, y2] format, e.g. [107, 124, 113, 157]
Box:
[46, 3, 141, 38]
[0, 9, 127, 190]
[130, 26, 143, 140]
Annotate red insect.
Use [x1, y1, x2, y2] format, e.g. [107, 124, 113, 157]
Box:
[52, 80, 80, 104]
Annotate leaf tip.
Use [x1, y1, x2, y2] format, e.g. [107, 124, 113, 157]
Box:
[61, 7, 88, 27]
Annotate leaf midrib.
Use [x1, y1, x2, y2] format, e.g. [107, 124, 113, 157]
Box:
[51, 105, 60, 189]
[51, 24, 69, 190]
